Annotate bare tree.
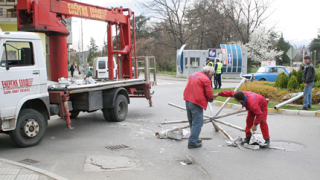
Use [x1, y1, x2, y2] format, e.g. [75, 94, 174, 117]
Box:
[140, 0, 192, 50]
[220, 0, 274, 44]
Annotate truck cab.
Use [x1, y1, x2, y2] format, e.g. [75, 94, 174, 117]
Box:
[0, 32, 50, 147]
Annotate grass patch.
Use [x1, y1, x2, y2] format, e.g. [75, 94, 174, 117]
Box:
[157, 71, 176, 76]
[248, 66, 259, 73]
[213, 88, 241, 105]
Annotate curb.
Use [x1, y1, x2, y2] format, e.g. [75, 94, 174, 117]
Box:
[212, 101, 320, 117]
[0, 158, 68, 180]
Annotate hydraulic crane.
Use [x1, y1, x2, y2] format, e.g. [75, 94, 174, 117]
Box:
[16, 0, 136, 82]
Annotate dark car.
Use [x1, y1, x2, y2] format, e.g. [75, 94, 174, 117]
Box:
[242, 66, 289, 82]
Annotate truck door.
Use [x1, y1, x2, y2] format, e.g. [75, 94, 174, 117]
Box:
[0, 40, 41, 118]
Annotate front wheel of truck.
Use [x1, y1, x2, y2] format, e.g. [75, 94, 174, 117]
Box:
[10, 109, 47, 147]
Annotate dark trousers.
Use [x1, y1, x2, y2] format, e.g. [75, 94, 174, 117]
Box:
[186, 101, 203, 145]
[71, 70, 74, 77]
[214, 74, 221, 88]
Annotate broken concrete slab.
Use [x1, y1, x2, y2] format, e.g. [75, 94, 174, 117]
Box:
[83, 155, 143, 172]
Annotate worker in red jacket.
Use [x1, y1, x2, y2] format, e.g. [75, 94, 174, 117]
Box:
[183, 66, 215, 149]
[214, 91, 270, 148]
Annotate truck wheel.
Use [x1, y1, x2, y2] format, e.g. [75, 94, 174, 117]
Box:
[102, 108, 113, 122]
[110, 94, 128, 122]
[70, 110, 80, 118]
[10, 109, 46, 147]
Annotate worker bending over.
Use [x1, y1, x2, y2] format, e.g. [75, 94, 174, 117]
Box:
[214, 91, 270, 148]
[184, 66, 215, 149]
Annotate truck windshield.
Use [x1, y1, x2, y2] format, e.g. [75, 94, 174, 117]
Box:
[257, 67, 270, 73]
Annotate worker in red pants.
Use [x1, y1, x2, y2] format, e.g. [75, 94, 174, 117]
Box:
[214, 91, 270, 148]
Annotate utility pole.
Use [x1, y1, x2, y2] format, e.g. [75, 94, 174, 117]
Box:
[302, 45, 305, 62]
[81, 18, 84, 64]
[315, 50, 317, 68]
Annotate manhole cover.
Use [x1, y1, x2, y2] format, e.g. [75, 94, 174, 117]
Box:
[105, 144, 131, 150]
[18, 158, 39, 165]
[270, 140, 307, 151]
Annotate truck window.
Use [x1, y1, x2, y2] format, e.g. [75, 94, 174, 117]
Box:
[98, 61, 106, 69]
[1, 41, 34, 67]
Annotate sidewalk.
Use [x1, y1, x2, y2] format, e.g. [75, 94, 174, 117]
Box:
[0, 158, 67, 180]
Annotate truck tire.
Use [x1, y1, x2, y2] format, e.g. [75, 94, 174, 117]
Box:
[70, 110, 80, 118]
[102, 108, 113, 122]
[110, 94, 128, 122]
[10, 109, 47, 147]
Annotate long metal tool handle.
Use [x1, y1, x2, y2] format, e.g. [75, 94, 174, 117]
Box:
[161, 109, 246, 125]
[168, 103, 246, 132]
[213, 77, 247, 118]
[213, 119, 245, 132]
[208, 102, 220, 132]
[168, 103, 246, 120]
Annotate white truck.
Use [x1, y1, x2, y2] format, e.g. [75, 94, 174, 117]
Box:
[0, 32, 155, 147]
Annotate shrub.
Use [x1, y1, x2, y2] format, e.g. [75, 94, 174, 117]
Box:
[240, 81, 288, 101]
[315, 72, 320, 82]
[296, 68, 303, 84]
[287, 75, 300, 90]
[314, 80, 320, 88]
[294, 87, 320, 104]
[240, 81, 320, 105]
[299, 82, 305, 91]
[289, 69, 297, 79]
[275, 72, 289, 88]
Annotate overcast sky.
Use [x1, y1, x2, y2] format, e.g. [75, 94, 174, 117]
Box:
[71, 0, 320, 51]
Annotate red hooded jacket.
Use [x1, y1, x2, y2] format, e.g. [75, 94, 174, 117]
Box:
[183, 71, 214, 110]
[219, 91, 268, 125]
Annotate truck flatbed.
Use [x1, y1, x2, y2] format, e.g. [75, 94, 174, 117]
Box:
[48, 79, 147, 94]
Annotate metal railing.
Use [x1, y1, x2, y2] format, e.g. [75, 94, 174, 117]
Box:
[136, 56, 156, 84]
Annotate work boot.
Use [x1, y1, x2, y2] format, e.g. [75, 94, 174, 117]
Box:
[188, 142, 202, 149]
[308, 105, 311, 109]
[301, 107, 308, 110]
[261, 138, 270, 148]
[197, 139, 202, 143]
[242, 136, 251, 145]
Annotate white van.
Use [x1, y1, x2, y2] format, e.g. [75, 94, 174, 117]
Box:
[92, 57, 117, 79]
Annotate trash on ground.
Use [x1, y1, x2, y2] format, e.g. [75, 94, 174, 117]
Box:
[155, 127, 190, 140]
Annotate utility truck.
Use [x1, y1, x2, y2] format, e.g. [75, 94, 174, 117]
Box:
[0, 0, 156, 147]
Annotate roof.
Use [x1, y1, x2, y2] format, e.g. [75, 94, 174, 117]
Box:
[261, 66, 286, 68]
[0, 32, 41, 40]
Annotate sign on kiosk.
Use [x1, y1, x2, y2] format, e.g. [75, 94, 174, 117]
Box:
[208, 49, 216, 58]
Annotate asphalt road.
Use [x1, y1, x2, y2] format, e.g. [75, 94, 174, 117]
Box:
[0, 75, 319, 180]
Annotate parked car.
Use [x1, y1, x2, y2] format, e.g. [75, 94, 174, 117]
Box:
[87, 67, 93, 77]
[132, 67, 140, 77]
[242, 66, 289, 82]
[92, 57, 117, 79]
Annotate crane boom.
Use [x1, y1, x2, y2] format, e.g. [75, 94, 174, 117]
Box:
[17, 0, 134, 82]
